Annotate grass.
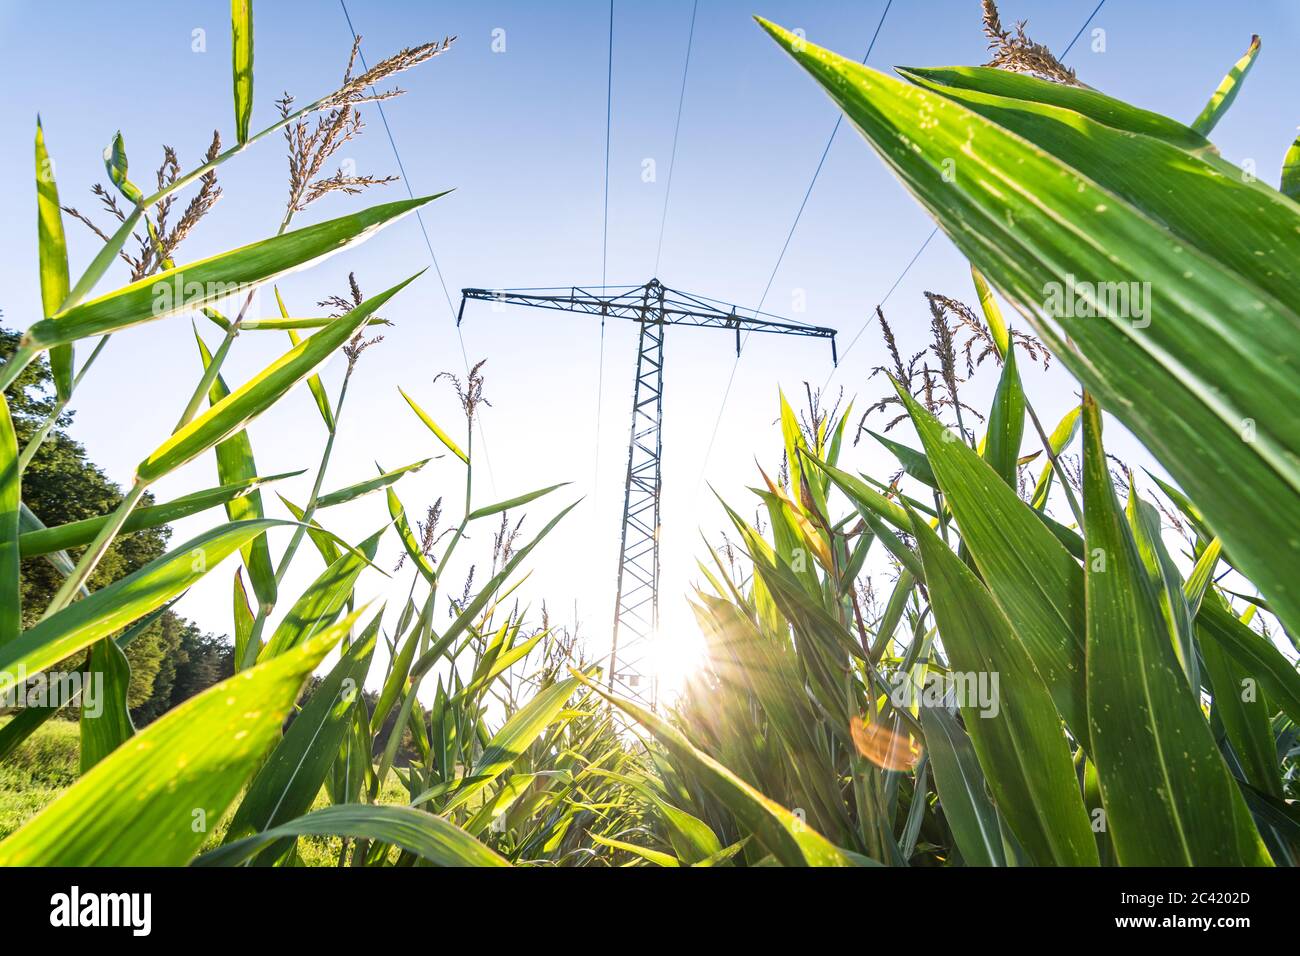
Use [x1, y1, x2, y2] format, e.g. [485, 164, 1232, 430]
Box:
[0, 717, 79, 841]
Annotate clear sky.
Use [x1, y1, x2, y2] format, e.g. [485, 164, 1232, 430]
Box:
[3, 1, 1299, 692]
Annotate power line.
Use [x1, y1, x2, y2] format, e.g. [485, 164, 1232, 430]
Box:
[825, 0, 1107, 383]
[338, 0, 496, 493]
[752, 0, 895, 322]
[823, 226, 936, 387]
[593, 0, 615, 516]
[653, 0, 700, 277]
[695, 0, 893, 488]
[1063, 0, 1105, 57]
[602, 2, 615, 288]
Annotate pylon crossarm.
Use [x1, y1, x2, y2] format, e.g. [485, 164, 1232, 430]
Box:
[457, 278, 837, 711]
[460, 282, 835, 348]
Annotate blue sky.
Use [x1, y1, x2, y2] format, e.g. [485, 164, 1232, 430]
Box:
[3, 1, 1298, 688]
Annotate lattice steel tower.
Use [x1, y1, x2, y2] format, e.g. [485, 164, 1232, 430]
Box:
[458, 279, 836, 708]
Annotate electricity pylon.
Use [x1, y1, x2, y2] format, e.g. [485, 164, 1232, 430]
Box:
[458, 279, 836, 708]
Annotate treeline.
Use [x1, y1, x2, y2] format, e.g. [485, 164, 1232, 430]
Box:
[3, 325, 232, 725]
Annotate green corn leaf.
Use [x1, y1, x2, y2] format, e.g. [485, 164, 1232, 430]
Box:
[892, 382, 1087, 737]
[16, 503, 81, 585]
[689, 594, 837, 812]
[233, 314, 390, 332]
[204, 308, 386, 335]
[694, 838, 750, 867]
[758, 20, 1300, 638]
[103, 132, 142, 205]
[329, 703, 370, 806]
[35, 118, 72, 400]
[589, 833, 679, 867]
[840, 520, 876, 596]
[1200, 602, 1282, 800]
[900, 62, 1282, 212]
[231, 0, 254, 145]
[456, 630, 544, 702]
[0, 603, 171, 761]
[276, 494, 340, 568]
[258, 527, 384, 661]
[194, 326, 277, 607]
[1126, 489, 1198, 689]
[288, 328, 331, 428]
[648, 794, 724, 865]
[1145, 470, 1215, 543]
[78, 638, 135, 772]
[23, 197, 440, 350]
[982, 343, 1025, 487]
[1283, 130, 1300, 199]
[873, 568, 915, 658]
[970, 264, 1008, 358]
[409, 501, 579, 681]
[225, 611, 380, 846]
[440, 675, 583, 812]
[398, 386, 468, 464]
[1191, 35, 1260, 136]
[751, 486, 823, 594]
[385, 483, 436, 584]
[778, 388, 827, 518]
[808, 458, 910, 530]
[919, 700, 1005, 867]
[724, 496, 869, 667]
[825, 399, 853, 472]
[576, 671, 869, 867]
[1196, 597, 1300, 728]
[865, 430, 937, 489]
[898, 64, 1214, 151]
[0, 519, 286, 696]
[0, 394, 18, 645]
[273, 287, 334, 431]
[1237, 782, 1300, 854]
[0, 612, 353, 866]
[233, 568, 256, 670]
[909, 507, 1097, 866]
[467, 482, 569, 521]
[372, 607, 425, 734]
[316, 458, 431, 509]
[18, 471, 300, 558]
[1030, 405, 1081, 509]
[462, 771, 528, 836]
[1081, 396, 1270, 866]
[820, 476, 924, 581]
[138, 272, 420, 483]
[1082, 758, 1113, 865]
[198, 804, 509, 867]
[1183, 537, 1222, 618]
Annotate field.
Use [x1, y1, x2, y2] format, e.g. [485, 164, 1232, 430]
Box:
[0, 718, 78, 842]
[0, 0, 1296, 871]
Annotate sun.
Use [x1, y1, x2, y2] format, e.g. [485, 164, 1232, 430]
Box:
[646, 614, 709, 705]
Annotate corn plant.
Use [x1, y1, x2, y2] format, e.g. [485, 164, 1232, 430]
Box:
[584, 12, 1300, 865]
[586, 307, 1297, 865]
[756, 13, 1300, 641]
[0, 3, 644, 868]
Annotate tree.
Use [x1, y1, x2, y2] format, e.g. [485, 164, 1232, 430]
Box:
[134, 620, 234, 724]
[2, 324, 233, 722]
